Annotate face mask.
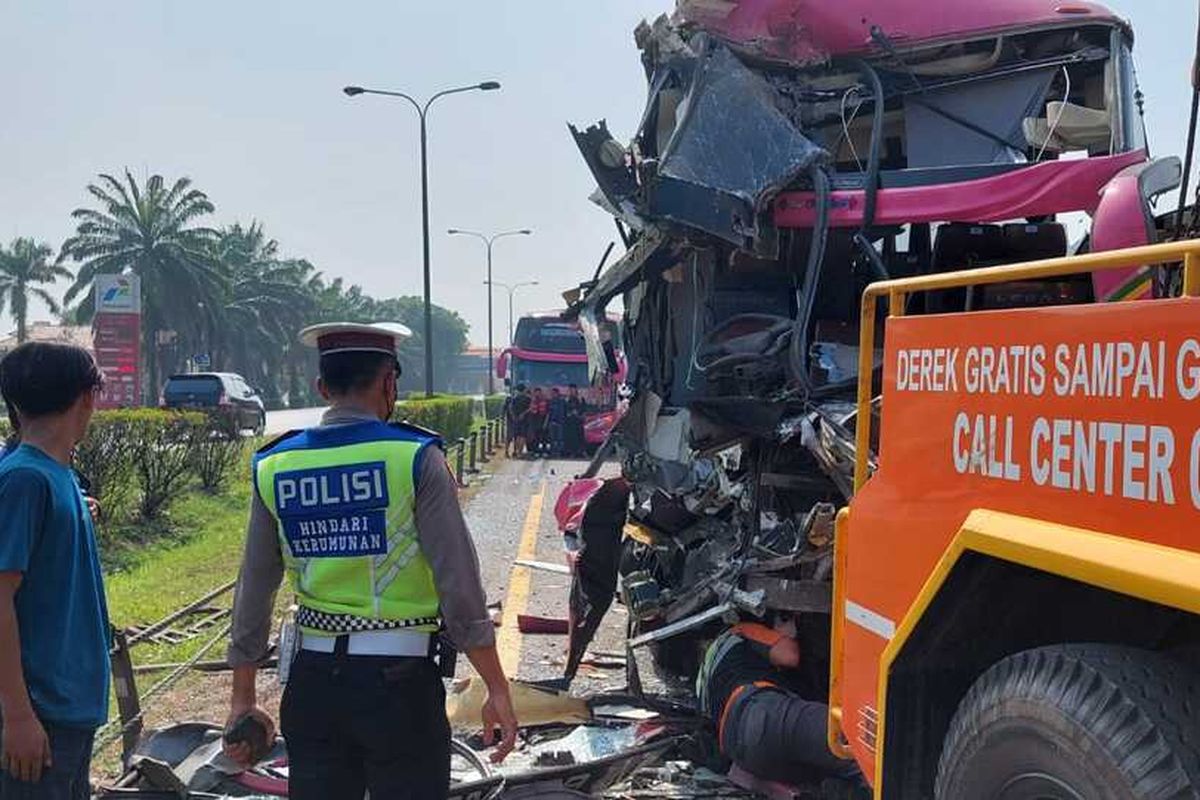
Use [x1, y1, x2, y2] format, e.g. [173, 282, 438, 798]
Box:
[381, 375, 397, 422]
[373, 363, 396, 422]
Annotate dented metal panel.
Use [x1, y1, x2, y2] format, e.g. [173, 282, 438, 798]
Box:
[649, 40, 827, 252]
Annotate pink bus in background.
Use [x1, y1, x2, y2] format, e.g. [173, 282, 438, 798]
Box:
[496, 312, 626, 448]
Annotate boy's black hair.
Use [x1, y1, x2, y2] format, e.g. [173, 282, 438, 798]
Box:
[0, 342, 102, 418]
[319, 351, 400, 395]
[515, 383, 527, 392]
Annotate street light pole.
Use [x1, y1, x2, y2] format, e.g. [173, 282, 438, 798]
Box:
[448, 228, 532, 395]
[418, 114, 432, 397]
[486, 279, 539, 345]
[344, 81, 501, 397]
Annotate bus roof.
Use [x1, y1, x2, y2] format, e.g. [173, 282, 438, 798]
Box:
[676, 0, 1125, 65]
[522, 310, 622, 322]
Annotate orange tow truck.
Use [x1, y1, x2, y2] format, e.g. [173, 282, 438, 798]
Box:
[831, 240, 1200, 797]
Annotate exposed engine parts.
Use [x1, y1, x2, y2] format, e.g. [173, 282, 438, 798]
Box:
[558, 1, 1179, 696]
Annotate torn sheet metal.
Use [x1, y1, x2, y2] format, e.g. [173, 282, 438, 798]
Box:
[108, 713, 693, 800]
[648, 39, 827, 254]
[742, 575, 832, 614]
[570, 120, 639, 214]
[578, 304, 610, 385]
[464, 725, 688, 799]
[565, 479, 633, 682]
[578, 227, 672, 320]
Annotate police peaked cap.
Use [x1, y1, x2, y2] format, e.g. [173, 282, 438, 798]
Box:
[299, 322, 412, 357]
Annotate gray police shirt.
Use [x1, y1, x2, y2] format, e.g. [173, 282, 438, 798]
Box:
[227, 406, 495, 666]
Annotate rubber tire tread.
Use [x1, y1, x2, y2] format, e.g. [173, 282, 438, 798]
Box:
[935, 643, 1200, 800]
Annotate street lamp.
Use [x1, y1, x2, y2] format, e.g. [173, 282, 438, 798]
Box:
[485, 280, 539, 346]
[448, 228, 532, 394]
[343, 80, 501, 396]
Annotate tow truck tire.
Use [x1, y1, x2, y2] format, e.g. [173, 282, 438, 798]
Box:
[935, 644, 1200, 800]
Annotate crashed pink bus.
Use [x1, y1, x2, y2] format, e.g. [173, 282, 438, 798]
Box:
[496, 311, 626, 448]
[557, 0, 1187, 792]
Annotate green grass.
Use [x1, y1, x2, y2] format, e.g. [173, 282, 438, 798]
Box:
[104, 477, 253, 667]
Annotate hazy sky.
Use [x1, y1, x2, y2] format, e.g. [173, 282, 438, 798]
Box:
[0, 0, 1193, 346]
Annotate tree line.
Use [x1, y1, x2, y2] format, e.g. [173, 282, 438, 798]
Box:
[0, 170, 470, 407]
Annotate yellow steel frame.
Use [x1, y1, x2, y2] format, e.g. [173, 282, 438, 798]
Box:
[853, 239, 1200, 492]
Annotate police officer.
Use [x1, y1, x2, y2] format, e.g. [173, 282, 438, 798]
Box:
[224, 322, 518, 800]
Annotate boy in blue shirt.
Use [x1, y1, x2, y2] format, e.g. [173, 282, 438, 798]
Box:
[0, 342, 108, 799]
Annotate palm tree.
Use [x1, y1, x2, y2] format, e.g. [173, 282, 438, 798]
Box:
[0, 238, 73, 342]
[59, 170, 224, 400]
[210, 223, 315, 404]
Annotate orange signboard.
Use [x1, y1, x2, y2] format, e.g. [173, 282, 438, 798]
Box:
[840, 297, 1200, 783]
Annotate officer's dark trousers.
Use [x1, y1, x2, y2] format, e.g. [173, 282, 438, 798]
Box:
[722, 686, 864, 787]
[281, 647, 450, 800]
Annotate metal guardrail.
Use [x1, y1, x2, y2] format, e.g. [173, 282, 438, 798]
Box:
[445, 416, 506, 486]
[853, 239, 1200, 491]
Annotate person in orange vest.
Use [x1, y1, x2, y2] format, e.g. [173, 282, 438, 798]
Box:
[697, 617, 867, 797]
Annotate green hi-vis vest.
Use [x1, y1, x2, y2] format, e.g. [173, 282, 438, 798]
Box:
[253, 420, 441, 632]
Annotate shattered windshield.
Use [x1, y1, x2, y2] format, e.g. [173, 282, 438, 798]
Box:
[516, 322, 588, 354]
[511, 358, 590, 387]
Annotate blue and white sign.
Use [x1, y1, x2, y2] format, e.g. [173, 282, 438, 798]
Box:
[95, 274, 141, 313]
[274, 461, 390, 558]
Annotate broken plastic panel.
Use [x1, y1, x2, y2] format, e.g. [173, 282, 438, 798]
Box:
[648, 39, 827, 253]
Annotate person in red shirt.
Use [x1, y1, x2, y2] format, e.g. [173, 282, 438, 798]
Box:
[527, 387, 549, 457]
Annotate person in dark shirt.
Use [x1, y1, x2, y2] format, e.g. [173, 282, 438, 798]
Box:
[547, 388, 566, 457]
[564, 384, 586, 457]
[527, 387, 548, 457]
[697, 620, 865, 795]
[501, 394, 515, 457]
[0, 342, 109, 800]
[508, 384, 532, 458]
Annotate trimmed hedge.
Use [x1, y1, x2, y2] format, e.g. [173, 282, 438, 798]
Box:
[7, 409, 246, 526]
[74, 409, 147, 523]
[193, 413, 247, 494]
[483, 394, 506, 420]
[131, 411, 209, 519]
[395, 396, 475, 441]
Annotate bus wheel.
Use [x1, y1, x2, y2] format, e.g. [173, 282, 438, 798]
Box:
[935, 644, 1200, 800]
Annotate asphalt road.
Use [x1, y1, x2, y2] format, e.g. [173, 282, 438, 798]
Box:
[462, 453, 628, 692]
